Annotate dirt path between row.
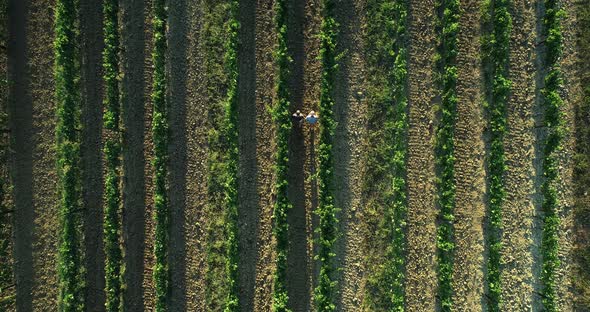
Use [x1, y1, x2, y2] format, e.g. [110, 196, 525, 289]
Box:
[182, 3, 208, 311]
[333, 0, 368, 310]
[79, 0, 105, 309]
[405, 0, 438, 310]
[302, 0, 321, 308]
[7, 0, 34, 310]
[253, 1, 276, 310]
[141, 0, 156, 309]
[285, 0, 311, 310]
[27, 0, 59, 309]
[237, 0, 258, 310]
[120, 0, 148, 309]
[451, 0, 486, 310]
[502, 0, 537, 309]
[168, 0, 189, 309]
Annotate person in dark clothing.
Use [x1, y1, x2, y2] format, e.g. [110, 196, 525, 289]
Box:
[292, 110, 304, 127]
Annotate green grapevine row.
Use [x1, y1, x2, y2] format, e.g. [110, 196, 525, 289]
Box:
[55, 0, 84, 310]
[314, 0, 339, 310]
[481, 0, 511, 310]
[102, 0, 123, 310]
[434, 0, 459, 309]
[540, 0, 565, 310]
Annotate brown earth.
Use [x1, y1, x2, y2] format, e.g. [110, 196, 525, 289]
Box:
[79, 0, 106, 309]
[141, 0, 156, 309]
[451, 0, 486, 310]
[332, 0, 368, 310]
[253, 1, 277, 310]
[7, 0, 33, 310]
[27, 0, 60, 309]
[182, 2, 208, 310]
[405, 0, 438, 310]
[502, 0, 537, 309]
[120, 0, 148, 309]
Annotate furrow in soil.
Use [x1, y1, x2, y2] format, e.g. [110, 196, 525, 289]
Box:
[79, 0, 106, 309]
[120, 0, 148, 309]
[7, 0, 33, 309]
[405, 0, 438, 310]
[183, 3, 208, 310]
[167, 0, 189, 309]
[237, 0, 258, 310]
[502, 0, 537, 309]
[333, 0, 368, 310]
[28, 0, 59, 309]
[141, 0, 156, 309]
[451, 0, 486, 310]
[253, 1, 276, 310]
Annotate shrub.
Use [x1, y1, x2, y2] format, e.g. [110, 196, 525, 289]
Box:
[314, 0, 339, 310]
[363, 0, 409, 310]
[102, 0, 123, 310]
[540, 1, 565, 310]
[55, 0, 84, 310]
[481, 0, 511, 310]
[434, 0, 459, 310]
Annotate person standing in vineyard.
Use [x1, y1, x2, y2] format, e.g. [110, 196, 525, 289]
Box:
[292, 110, 305, 128]
[306, 110, 319, 128]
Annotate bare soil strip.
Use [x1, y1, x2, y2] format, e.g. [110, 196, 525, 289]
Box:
[167, 0, 189, 309]
[502, 0, 537, 309]
[237, 0, 258, 310]
[79, 0, 106, 309]
[285, 0, 311, 310]
[142, 0, 156, 309]
[253, 1, 276, 310]
[552, 0, 579, 309]
[302, 0, 321, 307]
[183, 3, 208, 310]
[406, 0, 438, 310]
[26, 0, 60, 309]
[7, 0, 33, 309]
[120, 0, 148, 309]
[451, 0, 486, 310]
[333, 0, 368, 310]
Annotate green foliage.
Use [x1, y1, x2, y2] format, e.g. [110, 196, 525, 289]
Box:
[434, 0, 459, 310]
[102, 0, 123, 310]
[540, 1, 565, 310]
[151, 0, 169, 310]
[203, 0, 240, 310]
[271, 0, 292, 311]
[314, 0, 339, 311]
[481, 0, 511, 310]
[55, 0, 84, 310]
[363, 0, 409, 310]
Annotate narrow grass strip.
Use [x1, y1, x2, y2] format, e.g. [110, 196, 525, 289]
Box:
[481, 0, 511, 310]
[151, 0, 169, 310]
[271, 0, 292, 310]
[434, 0, 460, 310]
[363, 0, 409, 310]
[222, 0, 240, 310]
[55, 0, 84, 310]
[540, 0, 565, 310]
[102, 0, 123, 310]
[314, 0, 339, 310]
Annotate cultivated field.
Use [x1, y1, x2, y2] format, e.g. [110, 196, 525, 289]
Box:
[1, 0, 589, 311]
